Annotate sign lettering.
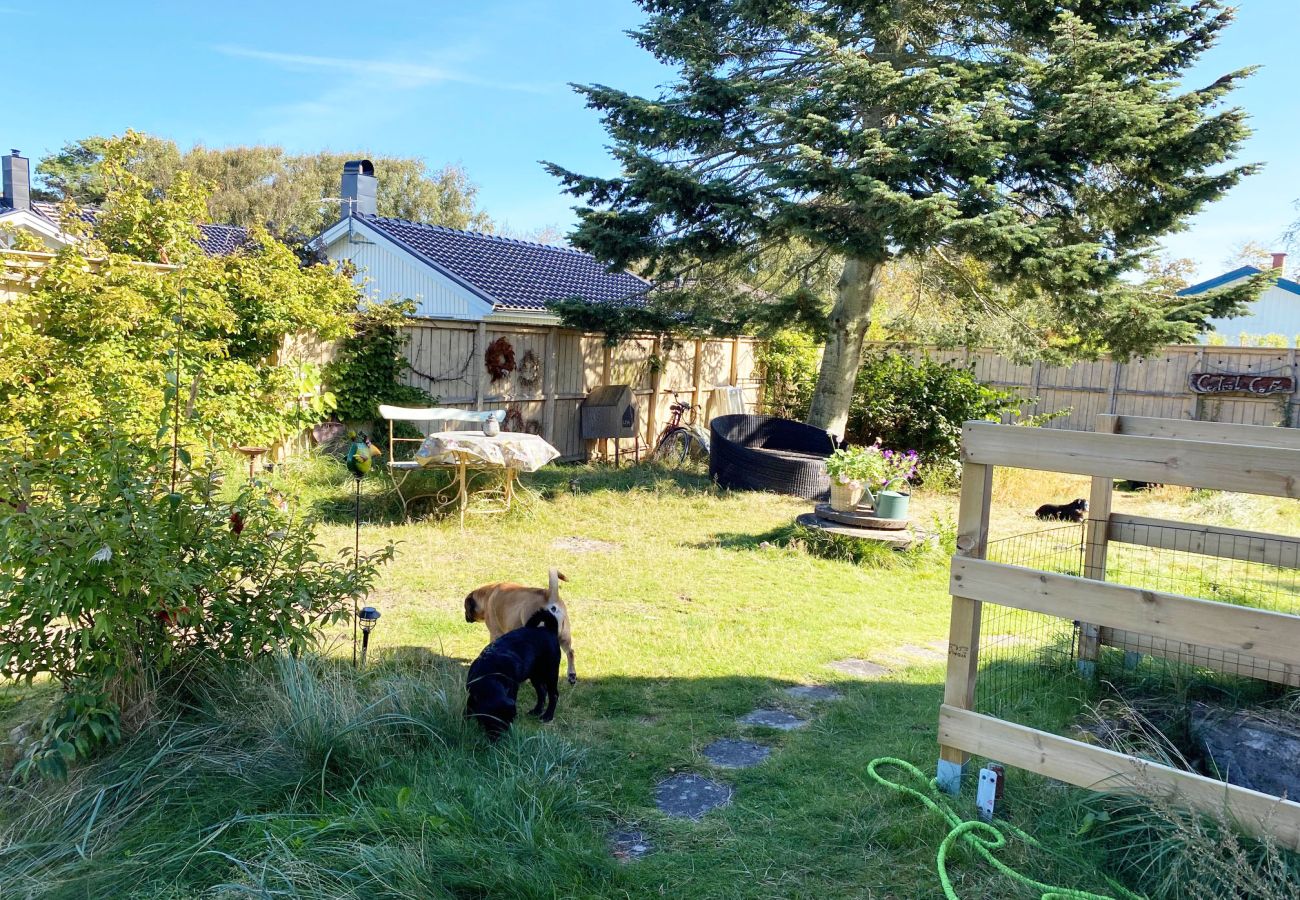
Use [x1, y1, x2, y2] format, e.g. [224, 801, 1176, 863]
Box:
[1188, 373, 1294, 396]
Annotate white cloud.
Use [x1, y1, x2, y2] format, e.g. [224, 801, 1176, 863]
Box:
[215, 45, 551, 95]
[214, 42, 556, 147]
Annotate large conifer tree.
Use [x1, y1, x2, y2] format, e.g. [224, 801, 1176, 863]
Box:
[547, 1, 1259, 436]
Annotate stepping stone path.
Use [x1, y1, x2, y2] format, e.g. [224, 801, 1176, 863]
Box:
[738, 709, 809, 730]
[828, 658, 892, 678]
[609, 828, 653, 862]
[644, 679, 851, 835]
[785, 684, 842, 702]
[703, 738, 772, 769]
[654, 774, 734, 819]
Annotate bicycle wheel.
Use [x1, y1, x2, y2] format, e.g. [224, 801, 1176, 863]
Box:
[654, 428, 693, 466]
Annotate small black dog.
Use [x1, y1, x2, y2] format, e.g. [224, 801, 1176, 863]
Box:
[1034, 498, 1088, 522]
[465, 608, 561, 740]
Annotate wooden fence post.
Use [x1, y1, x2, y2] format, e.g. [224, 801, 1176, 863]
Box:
[601, 342, 613, 461]
[1078, 414, 1119, 678]
[542, 326, 558, 444]
[938, 459, 993, 794]
[691, 338, 704, 417]
[729, 336, 740, 387]
[646, 336, 662, 450]
[473, 322, 487, 411]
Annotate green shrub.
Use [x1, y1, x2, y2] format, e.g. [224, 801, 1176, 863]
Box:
[325, 300, 437, 423]
[757, 329, 820, 420]
[0, 433, 393, 778]
[846, 351, 1022, 463]
[0, 132, 356, 451]
[760, 336, 1022, 464]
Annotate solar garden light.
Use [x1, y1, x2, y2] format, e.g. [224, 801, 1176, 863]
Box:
[357, 606, 381, 668]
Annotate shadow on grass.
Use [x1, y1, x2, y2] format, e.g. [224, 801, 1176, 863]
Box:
[697, 520, 950, 568]
[0, 646, 1234, 900]
[271, 453, 719, 527]
[525, 460, 713, 497]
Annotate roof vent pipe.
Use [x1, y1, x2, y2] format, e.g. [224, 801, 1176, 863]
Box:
[341, 159, 377, 219]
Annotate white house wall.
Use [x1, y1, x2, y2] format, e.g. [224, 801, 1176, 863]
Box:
[1203, 280, 1300, 341]
[324, 228, 493, 320]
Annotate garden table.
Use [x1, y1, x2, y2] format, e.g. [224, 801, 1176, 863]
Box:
[402, 431, 560, 526]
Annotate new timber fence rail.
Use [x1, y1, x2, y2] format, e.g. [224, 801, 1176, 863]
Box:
[938, 418, 1300, 851]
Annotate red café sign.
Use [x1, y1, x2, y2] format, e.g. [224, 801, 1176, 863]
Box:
[1189, 372, 1295, 396]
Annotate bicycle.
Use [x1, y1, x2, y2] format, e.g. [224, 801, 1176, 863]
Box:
[651, 391, 711, 465]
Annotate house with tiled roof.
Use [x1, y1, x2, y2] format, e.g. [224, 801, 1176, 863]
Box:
[0, 149, 248, 257]
[314, 160, 650, 323]
[1179, 254, 1300, 341]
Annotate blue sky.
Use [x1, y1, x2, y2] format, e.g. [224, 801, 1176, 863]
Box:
[12, 0, 1297, 279]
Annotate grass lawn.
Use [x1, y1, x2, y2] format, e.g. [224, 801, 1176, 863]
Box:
[4, 457, 1299, 897]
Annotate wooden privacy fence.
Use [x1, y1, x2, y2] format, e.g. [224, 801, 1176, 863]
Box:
[939, 418, 1300, 849]
[398, 319, 765, 460]
[903, 344, 1300, 431]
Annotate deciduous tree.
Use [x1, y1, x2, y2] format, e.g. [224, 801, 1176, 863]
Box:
[36, 137, 492, 237]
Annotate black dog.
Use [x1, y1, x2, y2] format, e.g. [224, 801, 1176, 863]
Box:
[1034, 498, 1088, 522]
[465, 608, 561, 740]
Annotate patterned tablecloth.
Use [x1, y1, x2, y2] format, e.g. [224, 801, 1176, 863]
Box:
[414, 431, 560, 473]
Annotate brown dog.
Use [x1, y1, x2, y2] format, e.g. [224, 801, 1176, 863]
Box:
[465, 569, 576, 684]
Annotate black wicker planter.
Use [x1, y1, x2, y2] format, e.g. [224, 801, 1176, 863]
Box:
[709, 414, 835, 499]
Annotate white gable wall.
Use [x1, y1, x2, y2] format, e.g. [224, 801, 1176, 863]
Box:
[1202, 278, 1300, 342]
[323, 222, 494, 320]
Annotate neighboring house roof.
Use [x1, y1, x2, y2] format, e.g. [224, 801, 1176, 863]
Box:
[1, 200, 250, 257]
[1179, 265, 1300, 298]
[354, 214, 651, 312]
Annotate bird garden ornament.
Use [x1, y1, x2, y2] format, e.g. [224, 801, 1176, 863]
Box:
[345, 432, 382, 479]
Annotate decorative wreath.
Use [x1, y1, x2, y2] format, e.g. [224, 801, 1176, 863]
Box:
[517, 349, 542, 388]
[484, 336, 516, 382]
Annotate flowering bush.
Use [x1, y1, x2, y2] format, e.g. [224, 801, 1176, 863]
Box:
[880, 448, 920, 491]
[0, 432, 393, 778]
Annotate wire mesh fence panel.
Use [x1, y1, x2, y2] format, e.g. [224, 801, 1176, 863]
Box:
[1102, 519, 1300, 686]
[976, 525, 1087, 725]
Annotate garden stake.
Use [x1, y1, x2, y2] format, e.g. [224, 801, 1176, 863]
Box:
[352, 473, 360, 667]
[344, 432, 381, 667]
[866, 757, 1146, 900]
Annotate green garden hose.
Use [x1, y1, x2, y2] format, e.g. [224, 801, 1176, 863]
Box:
[866, 757, 1146, 900]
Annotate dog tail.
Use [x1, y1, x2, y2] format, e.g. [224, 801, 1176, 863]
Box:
[549, 568, 566, 604]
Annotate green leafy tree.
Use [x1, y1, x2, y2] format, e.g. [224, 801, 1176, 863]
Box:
[547, 1, 1263, 436]
[1, 132, 358, 450]
[36, 136, 492, 236]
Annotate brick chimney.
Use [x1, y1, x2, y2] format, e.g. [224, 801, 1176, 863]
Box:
[2, 149, 30, 211]
[1271, 252, 1287, 271]
[340, 159, 377, 218]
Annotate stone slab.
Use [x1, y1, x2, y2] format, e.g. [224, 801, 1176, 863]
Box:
[703, 739, 772, 769]
[609, 828, 652, 861]
[654, 774, 733, 819]
[738, 709, 808, 731]
[784, 684, 843, 702]
[828, 658, 892, 679]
